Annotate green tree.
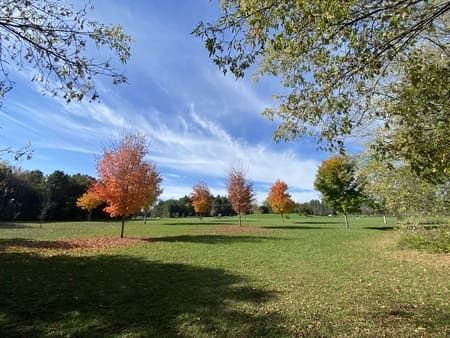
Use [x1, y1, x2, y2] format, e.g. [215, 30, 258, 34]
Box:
[371, 51, 450, 184]
[314, 155, 364, 228]
[0, 164, 45, 220]
[194, 0, 449, 152]
[210, 195, 234, 216]
[358, 156, 448, 225]
[142, 165, 163, 224]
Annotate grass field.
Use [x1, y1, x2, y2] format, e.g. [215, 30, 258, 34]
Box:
[1, 214, 449, 337]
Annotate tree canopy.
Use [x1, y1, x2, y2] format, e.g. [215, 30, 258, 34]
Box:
[194, 0, 449, 153]
[371, 50, 450, 184]
[314, 155, 364, 228]
[267, 179, 295, 221]
[358, 155, 449, 224]
[76, 187, 103, 221]
[227, 166, 254, 226]
[142, 165, 163, 224]
[0, 0, 131, 103]
[190, 182, 212, 218]
[0, 162, 102, 221]
[94, 134, 160, 238]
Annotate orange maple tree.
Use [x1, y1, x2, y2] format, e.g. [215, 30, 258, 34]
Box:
[93, 134, 161, 237]
[227, 166, 254, 226]
[267, 180, 295, 222]
[76, 187, 103, 221]
[190, 182, 211, 219]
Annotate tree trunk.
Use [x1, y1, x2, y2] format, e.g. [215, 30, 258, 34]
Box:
[88, 210, 92, 222]
[281, 213, 284, 223]
[144, 211, 147, 224]
[383, 214, 387, 225]
[344, 214, 349, 229]
[120, 216, 125, 238]
[239, 213, 242, 227]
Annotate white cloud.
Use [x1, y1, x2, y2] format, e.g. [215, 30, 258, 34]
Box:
[149, 107, 319, 188]
[6, 93, 320, 204]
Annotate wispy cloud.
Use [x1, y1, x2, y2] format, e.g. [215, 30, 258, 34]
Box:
[5, 91, 319, 202]
[1, 1, 323, 203]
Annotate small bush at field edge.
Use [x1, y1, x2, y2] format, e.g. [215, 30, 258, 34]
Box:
[399, 225, 450, 254]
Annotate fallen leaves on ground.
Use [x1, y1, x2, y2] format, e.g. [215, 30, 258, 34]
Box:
[0, 236, 144, 255]
[215, 225, 270, 234]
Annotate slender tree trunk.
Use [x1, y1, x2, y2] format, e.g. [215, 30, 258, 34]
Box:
[88, 210, 92, 222]
[239, 213, 242, 226]
[281, 213, 284, 223]
[344, 213, 349, 229]
[144, 211, 147, 224]
[120, 216, 125, 238]
[383, 214, 387, 225]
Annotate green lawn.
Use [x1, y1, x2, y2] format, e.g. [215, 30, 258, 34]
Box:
[1, 215, 449, 337]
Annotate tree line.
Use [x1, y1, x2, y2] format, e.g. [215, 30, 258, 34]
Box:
[2, 132, 448, 236]
[0, 163, 108, 221]
[151, 195, 235, 218]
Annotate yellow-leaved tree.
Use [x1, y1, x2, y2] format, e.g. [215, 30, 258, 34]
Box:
[76, 187, 103, 221]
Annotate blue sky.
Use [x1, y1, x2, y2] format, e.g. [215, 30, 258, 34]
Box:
[0, 0, 350, 203]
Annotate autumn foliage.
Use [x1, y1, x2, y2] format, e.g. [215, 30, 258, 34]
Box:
[76, 187, 103, 221]
[227, 166, 254, 226]
[93, 134, 161, 237]
[190, 182, 211, 218]
[267, 180, 295, 222]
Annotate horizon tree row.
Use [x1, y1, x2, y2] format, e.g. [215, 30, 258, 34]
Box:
[0, 163, 109, 221]
[3, 135, 447, 232]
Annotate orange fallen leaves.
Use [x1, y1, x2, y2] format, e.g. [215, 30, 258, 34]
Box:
[2, 237, 144, 255]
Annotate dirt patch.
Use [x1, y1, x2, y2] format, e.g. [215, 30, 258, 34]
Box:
[1, 236, 144, 255]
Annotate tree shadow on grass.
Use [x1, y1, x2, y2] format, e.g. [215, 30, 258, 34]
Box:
[0, 250, 289, 337]
[144, 235, 283, 245]
[162, 222, 233, 226]
[294, 220, 341, 225]
[363, 226, 395, 231]
[261, 226, 331, 230]
[0, 222, 34, 229]
[0, 238, 78, 250]
[371, 302, 450, 335]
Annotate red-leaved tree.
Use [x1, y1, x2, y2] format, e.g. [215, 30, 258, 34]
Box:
[93, 134, 161, 237]
[267, 180, 295, 222]
[227, 166, 254, 226]
[190, 182, 211, 219]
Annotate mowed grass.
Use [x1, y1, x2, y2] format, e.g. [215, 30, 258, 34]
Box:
[1, 215, 449, 337]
